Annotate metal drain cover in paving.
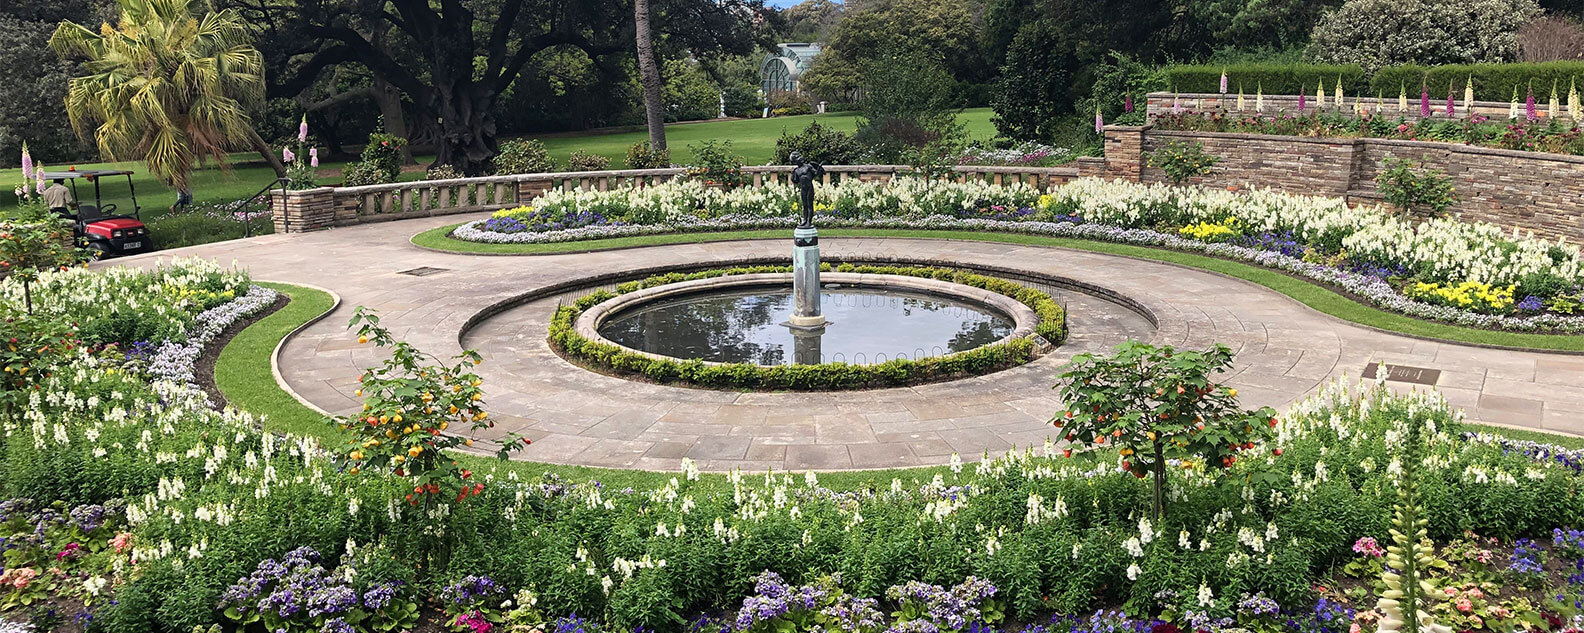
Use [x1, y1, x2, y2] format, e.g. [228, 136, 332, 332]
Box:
[1362, 362, 1441, 385]
[398, 267, 449, 277]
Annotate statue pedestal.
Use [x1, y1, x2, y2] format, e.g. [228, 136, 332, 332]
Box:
[787, 226, 825, 329]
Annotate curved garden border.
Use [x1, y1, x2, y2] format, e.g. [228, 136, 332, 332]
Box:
[416, 224, 1584, 354]
[547, 264, 1069, 391]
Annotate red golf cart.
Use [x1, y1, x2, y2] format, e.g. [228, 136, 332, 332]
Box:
[43, 169, 154, 257]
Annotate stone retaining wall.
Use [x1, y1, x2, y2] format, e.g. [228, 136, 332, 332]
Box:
[1112, 126, 1584, 243]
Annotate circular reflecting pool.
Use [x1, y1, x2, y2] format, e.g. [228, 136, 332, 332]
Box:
[596, 285, 1015, 365]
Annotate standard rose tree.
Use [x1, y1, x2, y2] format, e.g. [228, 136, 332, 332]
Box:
[1052, 341, 1279, 520]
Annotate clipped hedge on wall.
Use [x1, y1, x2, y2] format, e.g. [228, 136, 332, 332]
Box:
[1371, 61, 1584, 101]
[549, 264, 1068, 390]
[1165, 63, 1368, 96]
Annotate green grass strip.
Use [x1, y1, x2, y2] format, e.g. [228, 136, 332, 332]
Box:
[216, 283, 952, 488]
[414, 225, 1584, 352]
[218, 282, 1584, 490]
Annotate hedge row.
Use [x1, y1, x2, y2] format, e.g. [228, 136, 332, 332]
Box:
[1165, 62, 1584, 102]
[1165, 63, 1368, 96]
[1372, 61, 1584, 101]
[550, 264, 1068, 390]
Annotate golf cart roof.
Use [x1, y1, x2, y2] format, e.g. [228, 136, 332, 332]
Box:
[41, 169, 135, 179]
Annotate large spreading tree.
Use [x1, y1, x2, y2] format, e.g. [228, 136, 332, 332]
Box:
[234, 0, 765, 175]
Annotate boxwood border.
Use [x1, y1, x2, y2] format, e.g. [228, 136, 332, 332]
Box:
[547, 264, 1068, 391]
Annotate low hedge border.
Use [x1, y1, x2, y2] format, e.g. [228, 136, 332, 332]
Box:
[548, 264, 1068, 390]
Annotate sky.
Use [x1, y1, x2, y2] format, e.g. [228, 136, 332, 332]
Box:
[764, 0, 823, 7]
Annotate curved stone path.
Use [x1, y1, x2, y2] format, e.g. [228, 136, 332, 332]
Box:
[113, 213, 1584, 471]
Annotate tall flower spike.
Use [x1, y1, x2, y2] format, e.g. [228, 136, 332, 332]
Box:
[1398, 83, 1407, 113]
[1527, 82, 1538, 122]
[19, 142, 32, 180]
[1463, 76, 1474, 115]
[1550, 79, 1560, 119]
[1569, 77, 1580, 121]
[1125, 93, 1134, 113]
[1220, 69, 1228, 94]
[1237, 85, 1245, 111]
[298, 116, 308, 143]
[1419, 82, 1431, 118]
[1095, 106, 1104, 134]
[1317, 80, 1326, 110]
[1298, 86, 1306, 113]
[1335, 76, 1344, 108]
[1444, 80, 1454, 117]
[1510, 86, 1520, 120]
[1256, 82, 1264, 112]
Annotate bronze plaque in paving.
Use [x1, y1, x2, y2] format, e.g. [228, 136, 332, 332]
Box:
[1362, 362, 1441, 385]
[397, 266, 449, 277]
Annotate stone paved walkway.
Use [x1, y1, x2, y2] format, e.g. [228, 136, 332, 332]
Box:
[112, 214, 1584, 471]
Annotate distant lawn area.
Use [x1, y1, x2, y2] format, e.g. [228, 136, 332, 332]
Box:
[1, 108, 999, 210]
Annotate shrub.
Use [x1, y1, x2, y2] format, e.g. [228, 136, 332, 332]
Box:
[772, 121, 859, 165]
[341, 160, 390, 187]
[623, 141, 671, 169]
[1375, 156, 1459, 217]
[1371, 61, 1584, 102]
[1164, 63, 1366, 97]
[492, 139, 555, 175]
[1147, 141, 1219, 185]
[1054, 341, 1278, 520]
[765, 90, 813, 116]
[992, 20, 1075, 142]
[425, 164, 462, 181]
[684, 139, 746, 187]
[566, 150, 610, 172]
[1087, 51, 1168, 125]
[1307, 0, 1542, 73]
[854, 48, 965, 162]
[361, 133, 407, 181]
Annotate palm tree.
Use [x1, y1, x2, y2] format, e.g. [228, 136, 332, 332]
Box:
[49, 0, 283, 197]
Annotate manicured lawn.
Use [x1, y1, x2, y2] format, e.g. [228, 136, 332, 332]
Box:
[412, 225, 1584, 353]
[537, 107, 999, 166]
[2, 109, 998, 211]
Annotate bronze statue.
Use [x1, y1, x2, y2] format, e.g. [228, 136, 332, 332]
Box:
[788, 151, 824, 228]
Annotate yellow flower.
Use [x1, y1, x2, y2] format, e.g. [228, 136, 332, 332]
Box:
[350, 450, 364, 460]
[408, 445, 423, 457]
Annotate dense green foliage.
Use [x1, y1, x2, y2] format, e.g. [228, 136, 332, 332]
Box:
[343, 133, 408, 187]
[1372, 61, 1584, 101]
[992, 21, 1076, 142]
[1166, 63, 1368, 96]
[549, 264, 1066, 390]
[773, 121, 859, 166]
[624, 140, 671, 170]
[1307, 0, 1542, 72]
[493, 138, 556, 176]
[1375, 156, 1460, 217]
[1147, 141, 1220, 185]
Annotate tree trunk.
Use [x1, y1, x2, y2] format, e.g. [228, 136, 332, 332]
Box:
[430, 87, 500, 176]
[635, 0, 667, 153]
[247, 128, 288, 177]
[373, 76, 417, 165]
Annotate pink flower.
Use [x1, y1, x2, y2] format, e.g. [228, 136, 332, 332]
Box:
[1420, 86, 1431, 118]
[283, 147, 295, 163]
[1125, 94, 1134, 113]
[1095, 109, 1104, 133]
[309, 147, 319, 168]
[1456, 598, 1473, 612]
[1352, 537, 1385, 557]
[298, 116, 308, 143]
[58, 542, 82, 561]
[1220, 72, 1228, 93]
[1298, 88, 1306, 112]
[110, 532, 132, 553]
[20, 146, 32, 179]
[1526, 87, 1538, 122]
[3, 568, 37, 589]
[1350, 624, 1361, 633]
[1467, 587, 1484, 599]
[1445, 89, 1454, 116]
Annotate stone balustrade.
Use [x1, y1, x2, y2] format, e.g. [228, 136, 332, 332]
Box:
[271, 164, 1087, 233]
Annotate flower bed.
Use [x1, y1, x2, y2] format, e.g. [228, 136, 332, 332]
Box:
[1152, 109, 1584, 157]
[548, 264, 1066, 390]
[454, 178, 1584, 334]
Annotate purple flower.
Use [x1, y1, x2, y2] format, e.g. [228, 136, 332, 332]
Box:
[440, 575, 503, 608]
[1421, 86, 1431, 118]
[1220, 72, 1228, 94]
[1298, 88, 1306, 113]
[1095, 109, 1104, 133]
[1446, 89, 1455, 117]
[309, 147, 319, 168]
[1517, 295, 1545, 312]
[1124, 94, 1134, 113]
[283, 147, 295, 163]
[1527, 86, 1539, 122]
[20, 146, 32, 180]
[299, 116, 309, 143]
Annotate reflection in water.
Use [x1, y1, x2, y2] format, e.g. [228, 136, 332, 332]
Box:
[597, 286, 1014, 365]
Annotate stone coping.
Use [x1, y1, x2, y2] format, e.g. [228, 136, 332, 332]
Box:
[571, 272, 1041, 368]
[1138, 124, 1584, 165]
